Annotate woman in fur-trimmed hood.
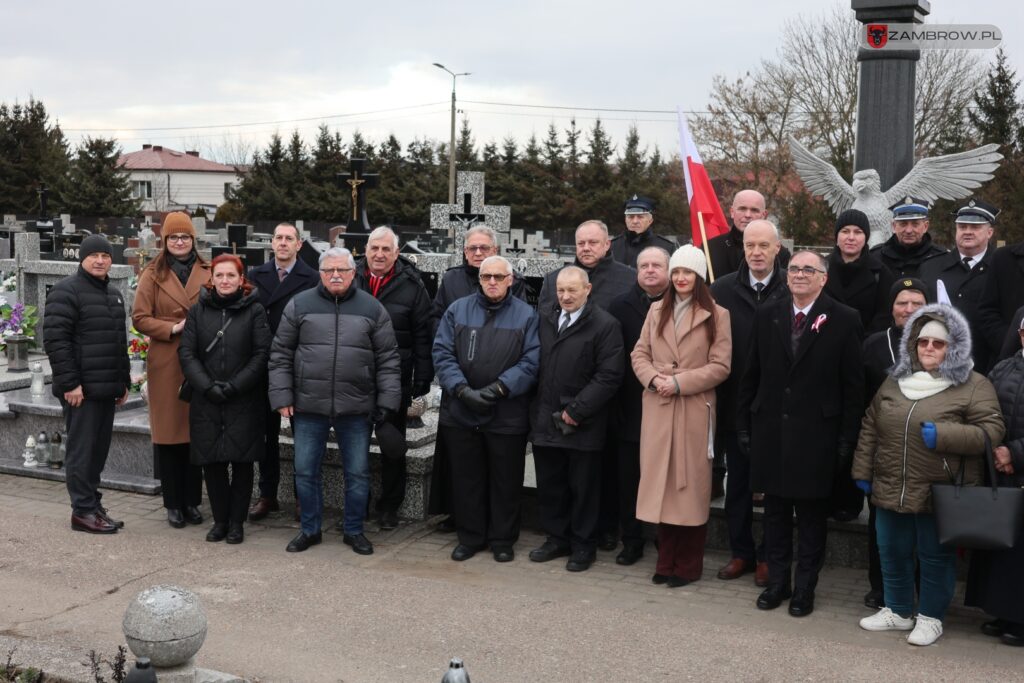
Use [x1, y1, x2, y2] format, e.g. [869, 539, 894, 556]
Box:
[851, 303, 1005, 646]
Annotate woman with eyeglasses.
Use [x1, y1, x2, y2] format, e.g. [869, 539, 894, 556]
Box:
[179, 254, 271, 544]
[131, 212, 211, 529]
[851, 303, 1004, 646]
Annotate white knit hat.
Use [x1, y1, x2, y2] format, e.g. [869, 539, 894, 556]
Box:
[918, 319, 950, 341]
[669, 244, 707, 280]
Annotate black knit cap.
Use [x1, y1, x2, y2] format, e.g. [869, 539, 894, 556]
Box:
[888, 277, 930, 308]
[79, 234, 113, 262]
[835, 209, 871, 239]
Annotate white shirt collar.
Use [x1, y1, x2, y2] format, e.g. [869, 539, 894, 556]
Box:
[792, 299, 816, 317]
[958, 248, 987, 267]
[560, 306, 585, 328]
[748, 270, 773, 289]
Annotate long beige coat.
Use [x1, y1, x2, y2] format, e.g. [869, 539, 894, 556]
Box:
[132, 261, 211, 444]
[631, 300, 732, 526]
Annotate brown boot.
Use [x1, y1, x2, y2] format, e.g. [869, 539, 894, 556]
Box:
[755, 561, 770, 587]
[248, 497, 279, 521]
[717, 558, 755, 580]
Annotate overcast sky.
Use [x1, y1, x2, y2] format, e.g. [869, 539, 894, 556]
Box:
[3, 0, 1019, 163]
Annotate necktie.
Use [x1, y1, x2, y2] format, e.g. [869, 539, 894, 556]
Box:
[962, 256, 973, 270]
[558, 312, 571, 335]
[754, 282, 765, 301]
[278, 267, 287, 282]
[793, 311, 806, 334]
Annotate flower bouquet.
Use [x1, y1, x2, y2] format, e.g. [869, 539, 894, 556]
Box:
[0, 301, 39, 350]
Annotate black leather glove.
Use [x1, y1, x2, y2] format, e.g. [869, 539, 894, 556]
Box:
[456, 386, 497, 415]
[205, 384, 227, 404]
[837, 439, 856, 473]
[478, 380, 508, 402]
[737, 431, 751, 457]
[373, 408, 396, 427]
[411, 381, 432, 398]
[218, 381, 237, 399]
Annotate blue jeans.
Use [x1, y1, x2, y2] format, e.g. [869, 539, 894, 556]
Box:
[875, 507, 957, 620]
[292, 412, 371, 536]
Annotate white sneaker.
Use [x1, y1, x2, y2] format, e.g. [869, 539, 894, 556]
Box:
[859, 607, 915, 631]
[907, 615, 943, 645]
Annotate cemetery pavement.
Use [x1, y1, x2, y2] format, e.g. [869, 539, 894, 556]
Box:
[0, 474, 1021, 682]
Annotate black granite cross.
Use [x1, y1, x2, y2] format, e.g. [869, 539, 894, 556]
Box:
[338, 158, 380, 234]
[448, 193, 486, 234]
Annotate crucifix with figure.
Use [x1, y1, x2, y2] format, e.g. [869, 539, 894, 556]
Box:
[337, 158, 380, 234]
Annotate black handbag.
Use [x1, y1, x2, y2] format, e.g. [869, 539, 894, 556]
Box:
[931, 432, 1024, 550]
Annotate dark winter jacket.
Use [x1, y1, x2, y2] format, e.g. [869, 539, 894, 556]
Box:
[709, 261, 789, 434]
[862, 326, 902, 404]
[607, 284, 666, 442]
[824, 247, 895, 334]
[431, 262, 530, 333]
[355, 256, 434, 400]
[248, 258, 319, 334]
[988, 352, 1024, 486]
[530, 303, 624, 451]
[869, 233, 946, 279]
[179, 289, 272, 465]
[537, 254, 635, 313]
[997, 306, 1024, 363]
[977, 242, 1024, 362]
[920, 248, 995, 371]
[852, 304, 1005, 513]
[268, 283, 401, 417]
[610, 229, 676, 268]
[706, 224, 791, 281]
[433, 292, 540, 434]
[43, 267, 130, 399]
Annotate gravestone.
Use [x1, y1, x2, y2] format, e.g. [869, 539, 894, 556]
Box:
[429, 171, 511, 266]
[336, 158, 379, 257]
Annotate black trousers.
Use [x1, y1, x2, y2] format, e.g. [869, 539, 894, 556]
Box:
[534, 445, 602, 553]
[375, 409, 408, 514]
[616, 439, 645, 547]
[596, 437, 619, 537]
[204, 461, 254, 525]
[763, 494, 830, 592]
[62, 398, 115, 515]
[444, 426, 526, 549]
[830, 468, 866, 516]
[257, 407, 282, 499]
[155, 442, 203, 510]
[868, 501, 883, 592]
[722, 431, 763, 563]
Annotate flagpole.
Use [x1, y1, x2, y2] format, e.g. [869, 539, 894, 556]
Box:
[698, 212, 715, 283]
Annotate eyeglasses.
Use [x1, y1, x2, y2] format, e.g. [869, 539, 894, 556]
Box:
[917, 338, 948, 350]
[787, 265, 824, 276]
[166, 234, 193, 243]
[464, 245, 494, 253]
[320, 267, 354, 274]
[479, 273, 509, 282]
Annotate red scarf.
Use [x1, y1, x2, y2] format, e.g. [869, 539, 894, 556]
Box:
[367, 266, 395, 298]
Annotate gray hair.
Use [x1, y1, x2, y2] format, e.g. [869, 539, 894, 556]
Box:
[637, 246, 670, 264]
[480, 255, 512, 275]
[319, 247, 356, 269]
[792, 249, 828, 273]
[368, 225, 399, 249]
[576, 219, 610, 238]
[465, 225, 497, 246]
[558, 265, 590, 284]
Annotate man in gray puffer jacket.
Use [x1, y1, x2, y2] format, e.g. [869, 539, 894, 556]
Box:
[269, 247, 401, 555]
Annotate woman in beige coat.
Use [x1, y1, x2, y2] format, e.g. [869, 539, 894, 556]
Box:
[632, 245, 731, 587]
[132, 212, 211, 528]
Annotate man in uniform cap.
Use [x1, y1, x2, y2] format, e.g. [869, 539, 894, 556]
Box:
[869, 196, 947, 278]
[920, 198, 999, 371]
[610, 195, 676, 268]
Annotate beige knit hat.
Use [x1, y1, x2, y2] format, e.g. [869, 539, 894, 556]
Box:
[669, 244, 707, 280]
[918, 319, 950, 342]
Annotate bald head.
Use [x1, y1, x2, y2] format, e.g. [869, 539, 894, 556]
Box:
[742, 220, 781, 280]
[730, 190, 768, 232]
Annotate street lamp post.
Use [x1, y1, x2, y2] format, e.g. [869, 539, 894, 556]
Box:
[433, 63, 470, 206]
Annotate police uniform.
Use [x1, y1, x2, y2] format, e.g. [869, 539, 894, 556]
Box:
[610, 195, 676, 268]
[869, 196, 947, 278]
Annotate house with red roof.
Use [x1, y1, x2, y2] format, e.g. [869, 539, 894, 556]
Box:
[117, 145, 244, 218]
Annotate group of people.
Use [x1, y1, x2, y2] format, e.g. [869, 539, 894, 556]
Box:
[41, 189, 1024, 648]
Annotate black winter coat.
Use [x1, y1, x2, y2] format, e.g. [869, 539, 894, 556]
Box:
[737, 294, 865, 499]
[248, 258, 319, 335]
[609, 228, 676, 268]
[355, 256, 434, 400]
[530, 303, 624, 451]
[920, 248, 995, 371]
[706, 224, 791, 281]
[824, 247, 895, 334]
[431, 262, 530, 334]
[709, 262, 789, 434]
[977, 242, 1024, 361]
[862, 326, 901, 405]
[607, 284, 665, 442]
[179, 289, 272, 465]
[537, 254, 636, 314]
[43, 267, 130, 399]
[869, 233, 946, 278]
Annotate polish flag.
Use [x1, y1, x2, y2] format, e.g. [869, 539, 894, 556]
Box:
[678, 108, 729, 247]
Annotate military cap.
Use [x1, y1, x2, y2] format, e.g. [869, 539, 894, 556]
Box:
[890, 196, 930, 221]
[954, 198, 999, 225]
[624, 194, 656, 215]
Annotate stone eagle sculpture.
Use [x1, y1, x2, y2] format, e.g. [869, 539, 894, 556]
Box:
[788, 135, 1002, 247]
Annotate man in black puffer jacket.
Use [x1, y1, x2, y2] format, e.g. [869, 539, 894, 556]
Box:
[43, 235, 131, 535]
[354, 226, 434, 529]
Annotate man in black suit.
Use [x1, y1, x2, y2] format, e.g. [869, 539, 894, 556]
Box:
[606, 245, 671, 565]
[706, 189, 791, 280]
[920, 199, 998, 372]
[709, 219, 788, 586]
[247, 222, 320, 520]
[738, 250, 864, 618]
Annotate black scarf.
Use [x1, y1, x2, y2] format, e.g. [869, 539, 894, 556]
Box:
[169, 252, 197, 287]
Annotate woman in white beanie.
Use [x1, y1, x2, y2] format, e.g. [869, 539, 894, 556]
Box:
[631, 245, 732, 587]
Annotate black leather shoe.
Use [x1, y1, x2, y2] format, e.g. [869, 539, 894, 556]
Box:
[379, 510, 399, 531]
[652, 573, 671, 585]
[286, 531, 322, 553]
[615, 544, 644, 566]
[492, 546, 514, 563]
[788, 589, 815, 617]
[226, 523, 244, 545]
[1000, 628, 1024, 647]
[756, 585, 792, 610]
[184, 506, 204, 525]
[206, 523, 228, 542]
[529, 540, 571, 563]
[666, 576, 691, 588]
[566, 550, 595, 572]
[597, 532, 618, 551]
[343, 533, 374, 555]
[451, 544, 482, 561]
[863, 589, 885, 610]
[71, 512, 117, 534]
[97, 506, 125, 529]
[167, 509, 186, 529]
[982, 618, 1011, 637]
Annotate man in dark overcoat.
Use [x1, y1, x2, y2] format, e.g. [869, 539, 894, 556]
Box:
[737, 250, 864, 618]
[609, 194, 676, 268]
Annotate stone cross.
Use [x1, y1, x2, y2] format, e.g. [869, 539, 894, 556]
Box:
[37, 184, 49, 220]
[429, 171, 511, 265]
[337, 158, 379, 234]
